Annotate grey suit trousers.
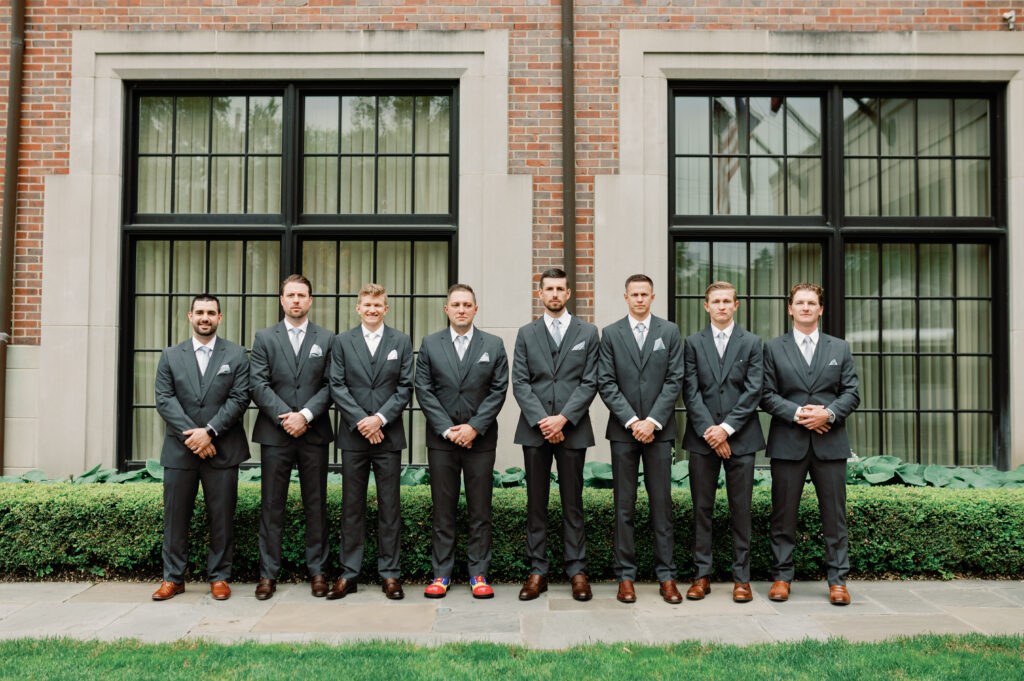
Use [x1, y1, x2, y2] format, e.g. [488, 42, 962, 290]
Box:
[428, 447, 496, 578]
[162, 463, 239, 584]
[339, 448, 402, 580]
[523, 444, 587, 578]
[610, 440, 676, 582]
[688, 451, 755, 583]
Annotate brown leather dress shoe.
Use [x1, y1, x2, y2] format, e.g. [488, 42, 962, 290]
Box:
[571, 574, 592, 602]
[686, 577, 711, 600]
[518, 574, 548, 601]
[660, 580, 683, 604]
[617, 580, 637, 603]
[152, 581, 184, 601]
[311, 574, 329, 598]
[254, 578, 276, 601]
[733, 582, 753, 602]
[326, 577, 358, 600]
[769, 580, 790, 602]
[829, 585, 851, 606]
[210, 581, 231, 600]
[382, 578, 404, 600]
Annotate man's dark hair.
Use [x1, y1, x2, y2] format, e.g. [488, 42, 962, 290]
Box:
[280, 273, 313, 297]
[447, 283, 477, 304]
[190, 293, 220, 314]
[624, 273, 654, 289]
[539, 268, 568, 288]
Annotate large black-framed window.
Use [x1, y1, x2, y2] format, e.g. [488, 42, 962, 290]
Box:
[669, 83, 1007, 468]
[119, 81, 459, 470]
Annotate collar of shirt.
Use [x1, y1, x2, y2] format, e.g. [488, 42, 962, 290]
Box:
[711, 321, 735, 341]
[362, 323, 384, 340]
[192, 336, 217, 353]
[543, 311, 571, 335]
[792, 327, 819, 347]
[284, 319, 309, 335]
[450, 325, 475, 346]
[628, 314, 652, 332]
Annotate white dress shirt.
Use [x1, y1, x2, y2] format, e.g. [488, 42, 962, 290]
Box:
[544, 310, 571, 346]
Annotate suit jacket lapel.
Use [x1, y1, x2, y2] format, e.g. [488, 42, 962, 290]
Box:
[295, 324, 317, 377]
[531, 318, 556, 376]
[181, 341, 202, 400]
[699, 326, 725, 385]
[639, 317, 657, 369]
[200, 340, 227, 399]
[459, 332, 483, 382]
[783, 331, 813, 390]
[274, 322, 298, 375]
[620, 318, 642, 369]
[440, 330, 462, 382]
[719, 326, 745, 384]
[553, 316, 581, 372]
[370, 326, 393, 383]
[347, 327, 375, 381]
[806, 334, 831, 387]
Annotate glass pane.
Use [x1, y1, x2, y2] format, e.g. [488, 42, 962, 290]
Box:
[135, 297, 168, 350]
[133, 352, 160, 404]
[956, 244, 990, 296]
[674, 298, 705, 338]
[712, 242, 746, 293]
[842, 97, 878, 155]
[880, 158, 914, 216]
[845, 300, 879, 353]
[218, 295, 243, 345]
[917, 99, 951, 156]
[712, 97, 747, 155]
[378, 241, 412, 294]
[340, 157, 374, 214]
[414, 297, 448, 346]
[135, 241, 170, 294]
[882, 355, 915, 408]
[844, 158, 877, 216]
[307, 296, 335, 337]
[174, 157, 207, 213]
[244, 297, 279, 346]
[919, 244, 953, 297]
[139, 96, 173, 154]
[844, 243, 878, 297]
[675, 157, 709, 215]
[919, 300, 953, 353]
[338, 242, 373, 293]
[855, 355, 879, 409]
[955, 159, 990, 216]
[881, 244, 915, 297]
[786, 157, 821, 216]
[712, 157, 746, 215]
[787, 243, 820, 284]
[175, 97, 209, 154]
[919, 356, 953, 410]
[410, 411, 429, 465]
[676, 242, 709, 296]
[303, 241, 337, 295]
[880, 98, 914, 156]
[211, 96, 246, 154]
[958, 414, 991, 466]
[918, 159, 952, 217]
[848, 411, 879, 458]
[305, 96, 339, 154]
[749, 242, 785, 296]
[249, 96, 282, 154]
[337, 296, 361, 332]
[132, 408, 163, 462]
[956, 358, 991, 410]
[245, 241, 281, 294]
[378, 96, 413, 154]
[787, 97, 821, 155]
[387, 297, 411, 336]
[137, 157, 171, 213]
[377, 158, 411, 214]
[304, 157, 338, 214]
[956, 302, 990, 352]
[172, 241, 206, 292]
[415, 157, 449, 214]
[675, 97, 709, 155]
[881, 300, 915, 352]
[883, 412, 916, 460]
[342, 96, 376, 154]
[414, 241, 448, 294]
[415, 96, 450, 153]
[955, 99, 989, 156]
[208, 241, 244, 294]
[920, 412, 955, 465]
[749, 97, 784, 155]
[244, 410, 263, 463]
[211, 157, 243, 214]
[248, 157, 281, 214]
[171, 295, 194, 342]
[750, 157, 784, 216]
[749, 298, 784, 341]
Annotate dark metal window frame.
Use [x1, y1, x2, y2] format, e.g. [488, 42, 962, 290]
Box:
[667, 81, 1009, 469]
[119, 80, 460, 471]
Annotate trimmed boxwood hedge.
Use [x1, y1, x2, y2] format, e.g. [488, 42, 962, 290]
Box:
[1, 483, 1022, 581]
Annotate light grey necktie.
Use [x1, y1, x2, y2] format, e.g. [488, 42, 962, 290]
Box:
[634, 322, 647, 350]
[551, 318, 563, 347]
[455, 334, 468, 361]
[196, 345, 212, 376]
[290, 327, 303, 356]
[802, 336, 815, 366]
[716, 331, 727, 358]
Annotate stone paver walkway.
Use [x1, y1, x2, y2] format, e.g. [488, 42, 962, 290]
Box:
[0, 580, 1021, 648]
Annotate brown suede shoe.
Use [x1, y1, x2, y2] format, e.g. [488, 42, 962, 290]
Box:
[254, 578, 276, 601]
[660, 580, 683, 604]
[210, 581, 231, 601]
[829, 584, 851, 606]
[617, 580, 636, 603]
[769, 580, 790, 602]
[382, 578, 405, 600]
[571, 574, 592, 602]
[733, 582, 753, 602]
[686, 577, 711, 600]
[311, 574, 329, 598]
[152, 581, 184, 601]
[518, 574, 548, 601]
[326, 577, 358, 600]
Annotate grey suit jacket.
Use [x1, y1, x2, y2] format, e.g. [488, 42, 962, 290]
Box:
[414, 327, 509, 452]
[154, 337, 251, 470]
[597, 315, 684, 443]
[329, 324, 414, 452]
[249, 321, 334, 447]
[512, 315, 600, 449]
[681, 324, 766, 456]
[760, 330, 860, 461]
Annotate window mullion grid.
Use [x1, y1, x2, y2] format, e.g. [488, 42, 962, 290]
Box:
[913, 99, 920, 218]
[876, 243, 885, 457]
[373, 95, 381, 214]
[951, 244, 960, 466]
[744, 97, 751, 216]
[950, 98, 958, 217]
[782, 98, 789, 217]
[914, 242, 921, 464]
[206, 96, 214, 214]
[336, 96, 343, 215]
[243, 96, 251, 215]
[707, 97, 714, 215]
[170, 97, 178, 214]
[411, 96, 418, 215]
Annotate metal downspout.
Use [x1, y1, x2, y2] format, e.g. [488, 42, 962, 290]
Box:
[561, 0, 576, 313]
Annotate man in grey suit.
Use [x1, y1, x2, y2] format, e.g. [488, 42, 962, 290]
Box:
[681, 281, 765, 604]
[249, 274, 334, 600]
[152, 294, 250, 602]
[327, 283, 414, 601]
[598, 274, 685, 604]
[415, 283, 509, 599]
[761, 283, 860, 606]
[512, 268, 600, 602]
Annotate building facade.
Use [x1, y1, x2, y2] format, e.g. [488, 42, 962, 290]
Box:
[0, 1, 1021, 475]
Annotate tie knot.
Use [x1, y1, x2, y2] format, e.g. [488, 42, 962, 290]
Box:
[198, 345, 211, 355]
[636, 322, 646, 334]
[456, 335, 467, 345]
[718, 331, 726, 340]
[552, 319, 561, 329]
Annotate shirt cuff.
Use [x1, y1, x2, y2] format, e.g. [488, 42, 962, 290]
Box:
[720, 422, 735, 437]
[793, 407, 803, 422]
[442, 427, 452, 440]
[299, 408, 313, 424]
[375, 412, 388, 426]
[645, 417, 663, 431]
[624, 416, 639, 428]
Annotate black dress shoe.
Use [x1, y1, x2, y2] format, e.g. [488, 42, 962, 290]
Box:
[311, 574, 329, 598]
[381, 578, 405, 600]
[254, 578, 276, 601]
[326, 577, 358, 600]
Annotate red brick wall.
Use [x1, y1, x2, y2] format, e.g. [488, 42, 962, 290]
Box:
[0, 1, 1011, 341]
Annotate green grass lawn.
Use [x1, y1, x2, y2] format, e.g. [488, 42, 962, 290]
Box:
[1, 636, 1023, 681]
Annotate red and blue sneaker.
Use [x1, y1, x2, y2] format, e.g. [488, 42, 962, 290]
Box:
[424, 577, 450, 599]
[470, 576, 494, 599]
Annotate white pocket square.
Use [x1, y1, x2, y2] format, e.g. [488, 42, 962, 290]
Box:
[829, 358, 838, 366]
[571, 341, 585, 351]
[309, 344, 323, 358]
[217, 364, 231, 375]
[478, 352, 490, 363]
[387, 349, 399, 361]
[653, 338, 666, 352]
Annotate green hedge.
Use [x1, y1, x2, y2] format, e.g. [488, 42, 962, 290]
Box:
[1, 483, 1022, 581]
